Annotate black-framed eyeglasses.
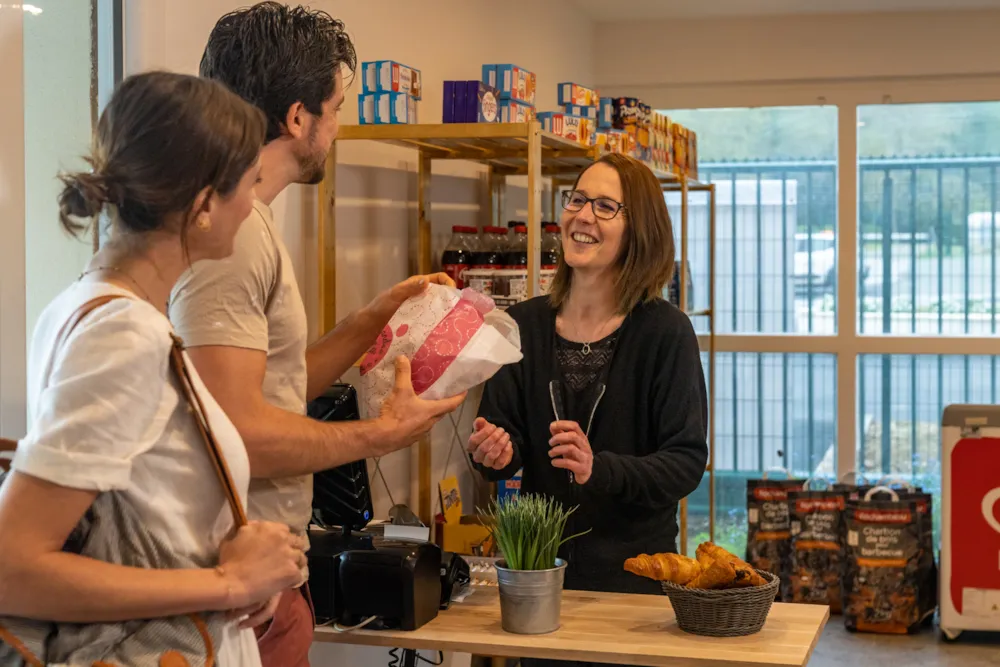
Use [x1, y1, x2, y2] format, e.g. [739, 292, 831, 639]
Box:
[561, 190, 626, 220]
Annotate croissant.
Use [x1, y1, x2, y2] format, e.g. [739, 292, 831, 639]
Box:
[696, 542, 767, 587]
[686, 558, 737, 590]
[624, 553, 702, 585]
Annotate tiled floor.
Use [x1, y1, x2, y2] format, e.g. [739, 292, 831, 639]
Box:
[810, 622, 1000, 666]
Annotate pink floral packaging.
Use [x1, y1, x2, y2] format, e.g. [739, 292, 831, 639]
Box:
[359, 286, 523, 418]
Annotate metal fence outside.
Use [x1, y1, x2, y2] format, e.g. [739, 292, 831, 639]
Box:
[670, 156, 1000, 553]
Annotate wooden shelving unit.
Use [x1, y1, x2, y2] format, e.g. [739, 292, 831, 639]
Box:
[317, 122, 716, 550]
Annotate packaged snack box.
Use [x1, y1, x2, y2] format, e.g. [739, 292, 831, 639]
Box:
[445, 81, 500, 123]
[598, 97, 614, 129]
[358, 93, 376, 125]
[538, 112, 594, 147]
[612, 97, 641, 129]
[597, 128, 630, 155]
[455, 83, 468, 124]
[483, 64, 535, 105]
[468, 81, 500, 123]
[673, 123, 688, 176]
[481, 64, 498, 90]
[442, 81, 456, 124]
[362, 60, 422, 100]
[558, 82, 598, 107]
[499, 99, 534, 124]
[375, 91, 417, 125]
[563, 104, 597, 120]
[689, 130, 699, 179]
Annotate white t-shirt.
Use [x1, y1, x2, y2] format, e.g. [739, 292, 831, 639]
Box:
[13, 281, 260, 667]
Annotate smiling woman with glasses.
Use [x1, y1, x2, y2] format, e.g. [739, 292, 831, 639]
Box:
[466, 153, 708, 667]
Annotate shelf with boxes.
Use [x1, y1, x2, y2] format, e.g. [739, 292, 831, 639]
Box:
[356, 59, 699, 181]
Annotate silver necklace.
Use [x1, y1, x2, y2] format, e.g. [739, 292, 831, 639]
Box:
[79, 265, 153, 304]
[572, 312, 619, 356]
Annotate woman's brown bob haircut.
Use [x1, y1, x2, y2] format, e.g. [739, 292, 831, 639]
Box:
[548, 153, 676, 314]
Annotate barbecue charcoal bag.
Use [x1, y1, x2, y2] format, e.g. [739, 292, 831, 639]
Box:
[788, 489, 847, 612]
[843, 497, 923, 634]
[746, 478, 806, 601]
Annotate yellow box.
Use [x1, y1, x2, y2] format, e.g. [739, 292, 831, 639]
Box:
[435, 515, 494, 556]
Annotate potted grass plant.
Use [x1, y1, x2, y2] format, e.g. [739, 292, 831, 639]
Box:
[482, 493, 589, 634]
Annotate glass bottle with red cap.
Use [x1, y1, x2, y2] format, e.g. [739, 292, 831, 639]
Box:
[441, 225, 477, 288]
[506, 224, 529, 269]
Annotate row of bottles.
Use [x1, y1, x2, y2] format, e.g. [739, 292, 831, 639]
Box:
[441, 223, 562, 306]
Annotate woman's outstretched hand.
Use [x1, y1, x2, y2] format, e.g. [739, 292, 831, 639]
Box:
[467, 418, 514, 470]
[549, 420, 594, 485]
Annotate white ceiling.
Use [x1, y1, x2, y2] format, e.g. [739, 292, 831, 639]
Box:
[573, 0, 1000, 20]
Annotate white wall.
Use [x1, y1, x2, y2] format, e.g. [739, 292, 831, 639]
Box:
[24, 0, 96, 365]
[0, 4, 27, 438]
[1, 1, 99, 436]
[593, 9, 1000, 107]
[123, 2, 593, 664]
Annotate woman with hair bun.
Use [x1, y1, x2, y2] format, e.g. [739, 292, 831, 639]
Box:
[0, 71, 303, 666]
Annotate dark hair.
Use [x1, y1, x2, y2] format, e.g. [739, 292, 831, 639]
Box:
[548, 153, 676, 314]
[200, 2, 356, 143]
[58, 71, 265, 239]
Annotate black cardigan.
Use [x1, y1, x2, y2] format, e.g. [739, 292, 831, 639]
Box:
[475, 296, 709, 595]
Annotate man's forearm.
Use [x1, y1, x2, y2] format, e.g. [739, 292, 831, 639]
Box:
[305, 306, 384, 401]
[237, 400, 391, 478]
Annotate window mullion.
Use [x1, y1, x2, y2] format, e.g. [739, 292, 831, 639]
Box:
[837, 104, 859, 480]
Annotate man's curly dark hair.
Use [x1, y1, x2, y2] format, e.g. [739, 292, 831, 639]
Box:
[200, 2, 356, 143]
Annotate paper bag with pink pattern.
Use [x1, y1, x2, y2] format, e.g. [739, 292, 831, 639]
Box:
[359, 285, 522, 418]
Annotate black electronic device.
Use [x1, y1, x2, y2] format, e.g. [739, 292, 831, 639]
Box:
[307, 527, 374, 624]
[306, 384, 377, 624]
[337, 540, 443, 631]
[306, 384, 374, 534]
[439, 551, 470, 610]
[305, 384, 456, 632]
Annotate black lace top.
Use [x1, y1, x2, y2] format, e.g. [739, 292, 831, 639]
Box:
[556, 331, 619, 393]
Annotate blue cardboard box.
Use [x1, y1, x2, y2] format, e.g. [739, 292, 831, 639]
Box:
[564, 104, 597, 120]
[598, 97, 614, 129]
[481, 64, 498, 90]
[482, 63, 535, 104]
[374, 91, 417, 124]
[361, 60, 422, 100]
[358, 93, 377, 125]
[499, 99, 534, 123]
[496, 469, 522, 504]
[558, 82, 598, 106]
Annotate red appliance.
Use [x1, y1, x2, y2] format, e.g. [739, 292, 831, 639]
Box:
[940, 404, 1000, 640]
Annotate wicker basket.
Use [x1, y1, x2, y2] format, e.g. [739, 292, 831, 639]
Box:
[660, 570, 780, 637]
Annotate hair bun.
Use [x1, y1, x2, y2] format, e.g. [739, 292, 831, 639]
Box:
[57, 171, 112, 235]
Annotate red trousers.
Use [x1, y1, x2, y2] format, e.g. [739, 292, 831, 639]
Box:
[256, 585, 314, 667]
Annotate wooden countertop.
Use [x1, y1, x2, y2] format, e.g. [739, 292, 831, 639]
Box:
[314, 588, 829, 667]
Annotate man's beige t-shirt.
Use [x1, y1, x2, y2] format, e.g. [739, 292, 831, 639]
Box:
[169, 200, 311, 536]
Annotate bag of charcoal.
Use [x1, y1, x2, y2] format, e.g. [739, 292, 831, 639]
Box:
[869, 476, 937, 625]
[894, 489, 937, 626]
[746, 472, 806, 601]
[788, 481, 847, 612]
[843, 486, 923, 634]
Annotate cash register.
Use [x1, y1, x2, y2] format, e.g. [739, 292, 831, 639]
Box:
[306, 384, 468, 632]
